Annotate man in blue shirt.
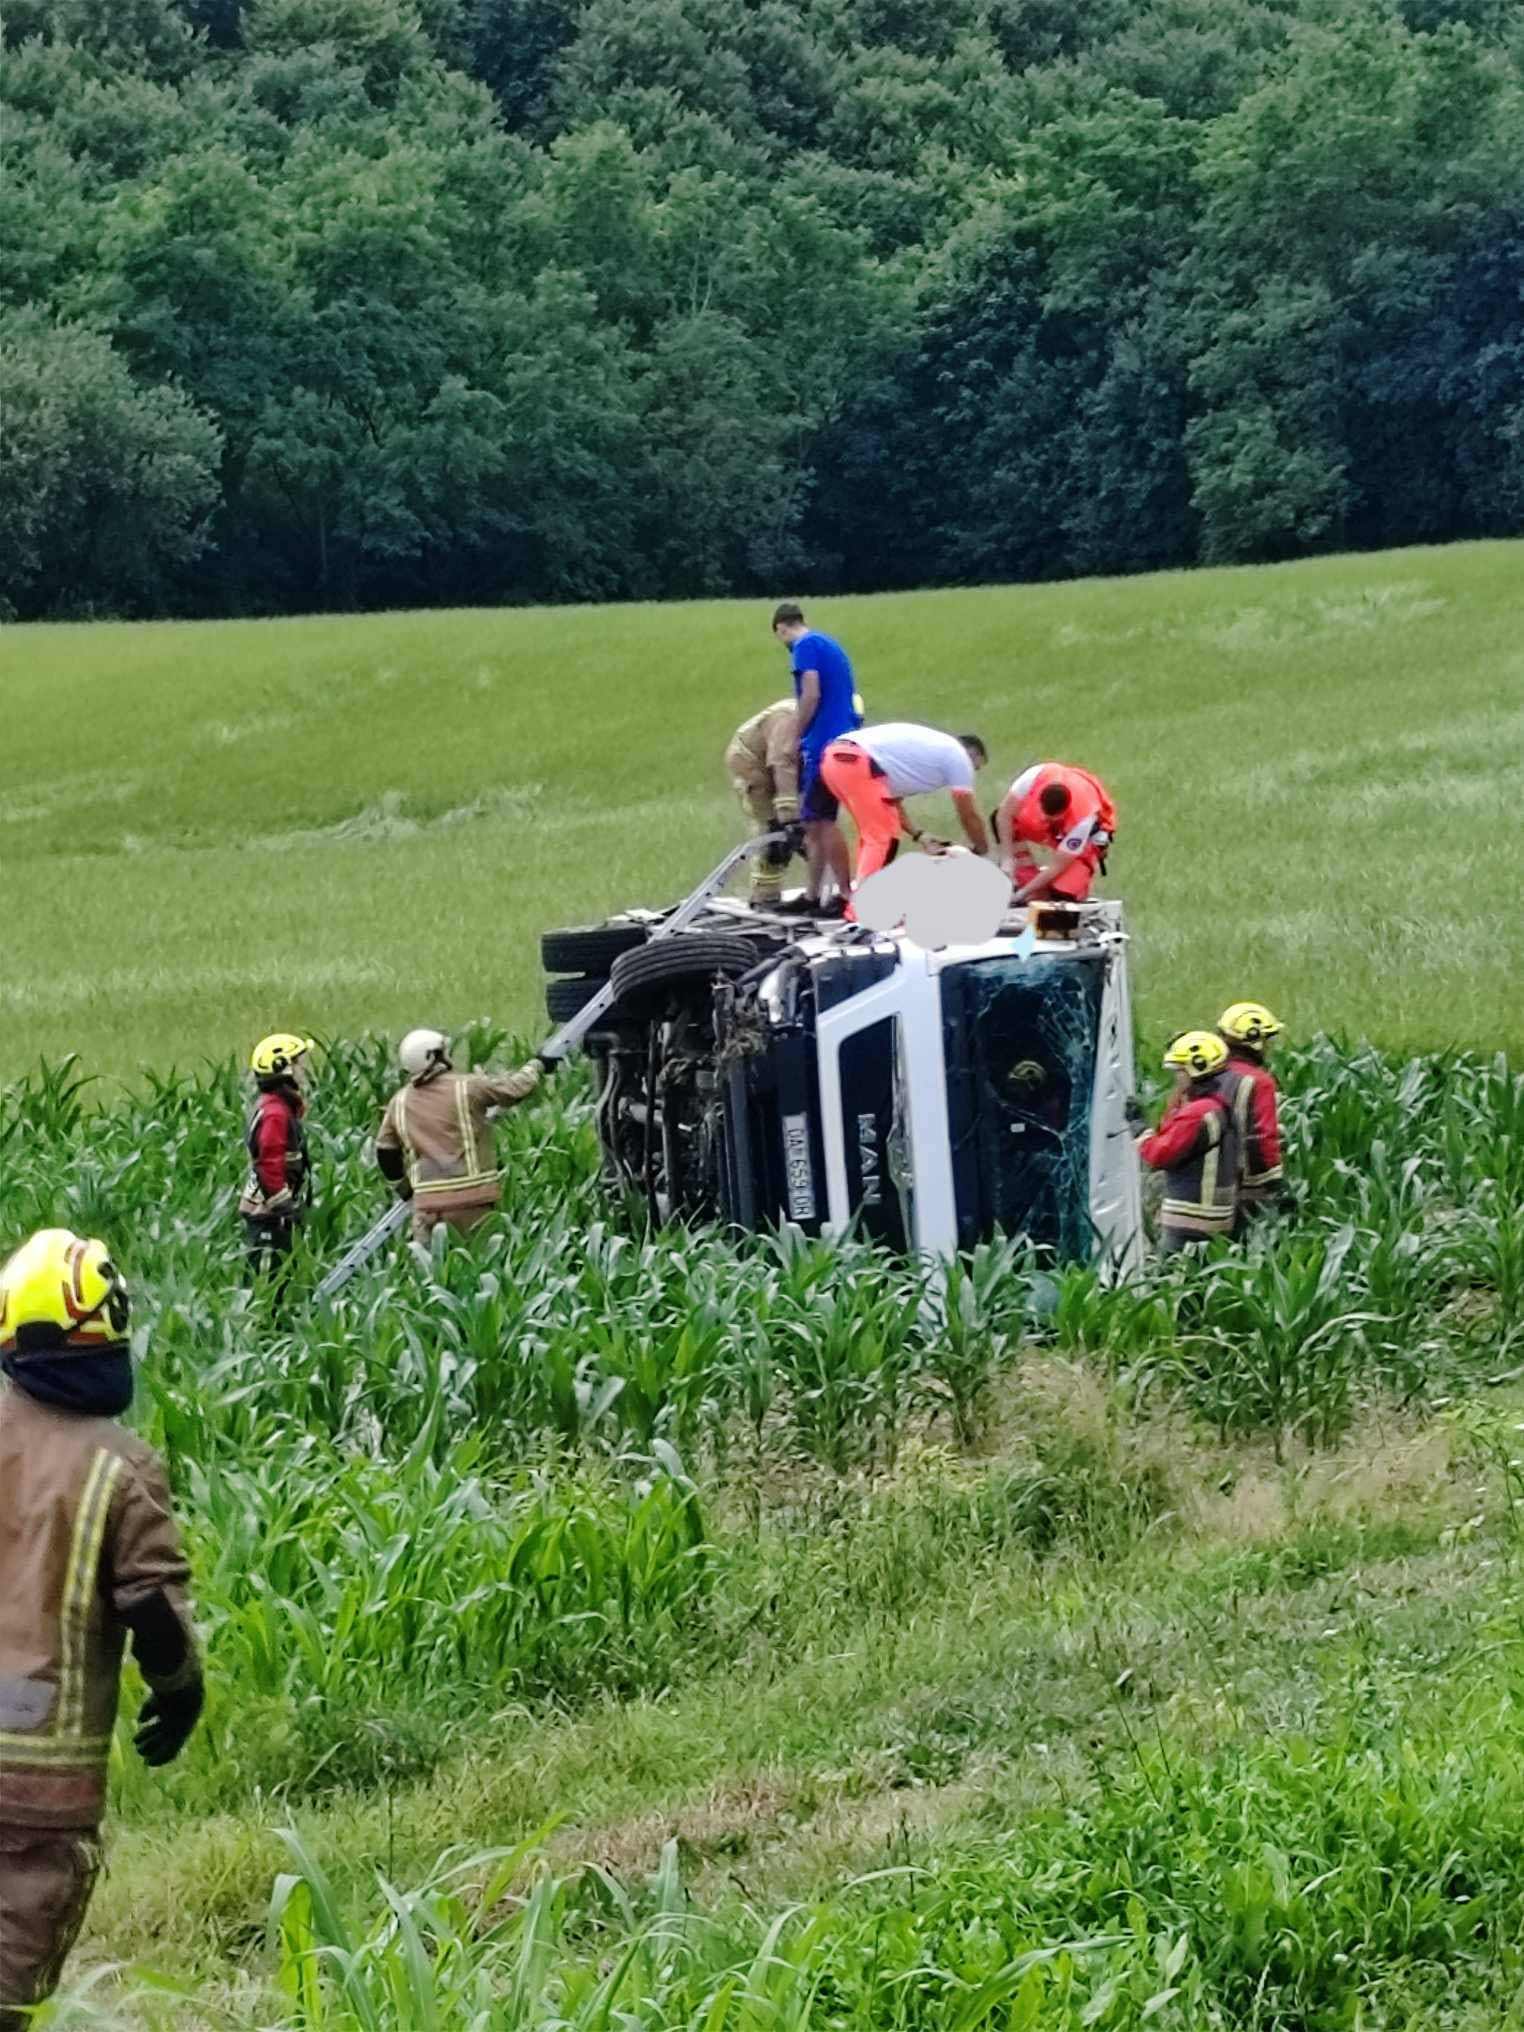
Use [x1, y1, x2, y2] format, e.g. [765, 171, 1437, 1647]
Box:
[771, 601, 861, 915]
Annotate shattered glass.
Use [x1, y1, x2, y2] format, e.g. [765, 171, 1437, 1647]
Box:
[944, 953, 1105, 1257]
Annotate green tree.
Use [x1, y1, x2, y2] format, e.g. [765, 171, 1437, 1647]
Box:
[466, 0, 582, 131]
[1186, 283, 1353, 561]
[4, 0, 1522, 614]
[40, 0, 202, 79]
[0, 314, 222, 618]
[244, 0, 436, 100]
[1187, 11, 1524, 557]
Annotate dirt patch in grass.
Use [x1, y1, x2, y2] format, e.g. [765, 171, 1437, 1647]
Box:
[1184, 1419, 1466, 1542]
[989, 1358, 1478, 1547]
[523, 1761, 986, 1905]
[543, 1772, 803, 1880]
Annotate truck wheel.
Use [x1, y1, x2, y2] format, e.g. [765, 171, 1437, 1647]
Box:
[540, 922, 649, 975]
[544, 975, 610, 1023]
[608, 932, 762, 1012]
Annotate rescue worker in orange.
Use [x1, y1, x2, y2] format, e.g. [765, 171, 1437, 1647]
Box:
[725, 699, 803, 908]
[375, 1029, 545, 1243]
[238, 1032, 314, 1281]
[994, 763, 1117, 904]
[1136, 1031, 1240, 1252]
[0, 1230, 202, 2028]
[818, 723, 990, 897]
[1219, 1001, 1287, 1218]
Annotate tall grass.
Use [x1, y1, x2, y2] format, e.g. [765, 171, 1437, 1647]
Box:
[1052, 1038, 1523, 1442]
[81, 1622, 1524, 2030]
[7, 1032, 1524, 2031]
[1, 1031, 1518, 1817]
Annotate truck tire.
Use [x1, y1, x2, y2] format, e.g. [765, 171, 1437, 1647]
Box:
[544, 975, 609, 1023]
[608, 931, 762, 1012]
[540, 922, 649, 975]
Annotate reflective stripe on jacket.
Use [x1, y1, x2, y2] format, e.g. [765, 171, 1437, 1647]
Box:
[1227, 1053, 1283, 1201]
[1139, 1074, 1239, 1238]
[0, 1389, 197, 1830]
[375, 1068, 537, 1212]
[238, 1088, 309, 1217]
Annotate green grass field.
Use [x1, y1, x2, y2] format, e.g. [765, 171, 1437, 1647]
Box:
[5, 538, 1522, 1080]
[4, 1023, 1520, 2028]
[5, 546, 1524, 2029]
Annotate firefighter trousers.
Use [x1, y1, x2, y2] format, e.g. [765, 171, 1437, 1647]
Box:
[1159, 1226, 1220, 1256]
[725, 745, 785, 903]
[411, 1201, 493, 1245]
[0, 1826, 101, 2028]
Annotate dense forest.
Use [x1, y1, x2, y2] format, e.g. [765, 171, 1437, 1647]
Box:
[3, 0, 1521, 618]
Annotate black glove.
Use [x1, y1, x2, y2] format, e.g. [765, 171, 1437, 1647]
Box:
[763, 838, 792, 869]
[135, 1679, 204, 1767]
[781, 820, 807, 858]
[1124, 1098, 1146, 1135]
[395, 1179, 414, 1202]
[536, 1052, 561, 1074]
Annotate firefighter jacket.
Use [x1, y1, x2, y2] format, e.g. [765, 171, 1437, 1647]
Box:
[725, 700, 801, 818]
[0, 1387, 198, 1831]
[375, 1066, 538, 1216]
[1226, 1051, 1284, 1203]
[238, 1087, 309, 1220]
[1138, 1074, 1240, 1240]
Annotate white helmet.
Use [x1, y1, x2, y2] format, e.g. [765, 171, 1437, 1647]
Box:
[399, 1027, 451, 1078]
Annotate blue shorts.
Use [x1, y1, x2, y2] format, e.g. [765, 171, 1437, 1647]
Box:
[800, 749, 839, 823]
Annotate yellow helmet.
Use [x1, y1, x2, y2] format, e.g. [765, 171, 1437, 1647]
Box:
[0, 1228, 131, 1357]
[1162, 1029, 1229, 1078]
[251, 1033, 315, 1078]
[1217, 1001, 1284, 1047]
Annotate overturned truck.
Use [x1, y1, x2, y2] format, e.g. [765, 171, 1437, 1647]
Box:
[542, 889, 1143, 1270]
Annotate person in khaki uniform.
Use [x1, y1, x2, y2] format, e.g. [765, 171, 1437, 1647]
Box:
[724, 698, 803, 906]
[0, 1230, 202, 2027]
[375, 1028, 545, 1242]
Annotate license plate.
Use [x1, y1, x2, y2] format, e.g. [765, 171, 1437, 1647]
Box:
[781, 1113, 817, 1221]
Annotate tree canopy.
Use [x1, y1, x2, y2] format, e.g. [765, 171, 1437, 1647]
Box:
[3, 0, 1521, 616]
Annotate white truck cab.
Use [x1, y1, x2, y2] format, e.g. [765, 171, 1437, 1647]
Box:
[543, 885, 1143, 1273]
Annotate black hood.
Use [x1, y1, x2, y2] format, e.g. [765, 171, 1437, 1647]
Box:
[1, 1346, 134, 1417]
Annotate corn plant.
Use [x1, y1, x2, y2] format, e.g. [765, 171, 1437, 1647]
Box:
[6, 1036, 1524, 1823]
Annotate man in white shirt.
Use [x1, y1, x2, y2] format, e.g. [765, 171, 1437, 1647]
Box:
[818, 723, 991, 890]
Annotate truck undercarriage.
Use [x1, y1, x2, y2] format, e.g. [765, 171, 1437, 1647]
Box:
[541, 876, 1143, 1270]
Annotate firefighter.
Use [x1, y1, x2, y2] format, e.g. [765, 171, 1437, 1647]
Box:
[1218, 1001, 1287, 1218]
[238, 1032, 314, 1282]
[375, 1029, 545, 1243]
[1136, 1030, 1240, 1253]
[0, 1230, 202, 2028]
[994, 762, 1116, 904]
[724, 698, 803, 907]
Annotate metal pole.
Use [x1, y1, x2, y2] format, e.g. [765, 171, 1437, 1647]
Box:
[314, 833, 785, 1302]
